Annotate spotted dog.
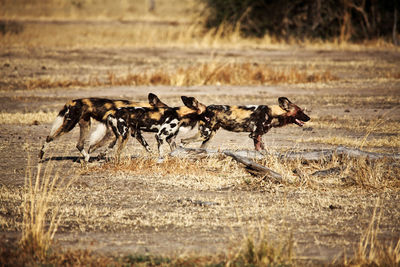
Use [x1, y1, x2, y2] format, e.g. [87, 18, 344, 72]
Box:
[107, 96, 206, 161]
[182, 97, 310, 151]
[39, 93, 167, 161]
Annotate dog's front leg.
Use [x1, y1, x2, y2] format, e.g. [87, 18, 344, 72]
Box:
[250, 131, 265, 151]
[155, 133, 166, 163]
[253, 135, 263, 151]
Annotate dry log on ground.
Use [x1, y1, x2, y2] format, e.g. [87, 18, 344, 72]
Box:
[171, 146, 400, 161]
[170, 146, 399, 182]
[223, 151, 283, 181]
[272, 146, 400, 161]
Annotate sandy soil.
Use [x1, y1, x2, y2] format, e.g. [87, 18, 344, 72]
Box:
[1, 46, 399, 265]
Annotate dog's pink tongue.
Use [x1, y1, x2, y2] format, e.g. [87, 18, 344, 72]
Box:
[295, 119, 304, 126]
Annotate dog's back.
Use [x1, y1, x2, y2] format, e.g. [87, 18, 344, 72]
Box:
[205, 104, 272, 132]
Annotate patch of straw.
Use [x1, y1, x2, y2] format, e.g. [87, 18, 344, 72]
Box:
[20, 158, 76, 259]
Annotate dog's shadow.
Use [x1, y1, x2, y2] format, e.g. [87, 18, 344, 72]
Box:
[39, 155, 106, 163]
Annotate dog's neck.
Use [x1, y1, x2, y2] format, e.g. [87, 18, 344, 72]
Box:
[269, 105, 289, 128]
[177, 106, 198, 117]
[269, 105, 286, 117]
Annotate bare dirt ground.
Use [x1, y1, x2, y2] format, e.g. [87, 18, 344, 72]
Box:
[1, 45, 400, 265]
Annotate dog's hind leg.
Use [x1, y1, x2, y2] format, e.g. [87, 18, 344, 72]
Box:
[157, 119, 181, 157]
[115, 129, 130, 163]
[132, 130, 151, 153]
[88, 123, 113, 155]
[76, 118, 91, 162]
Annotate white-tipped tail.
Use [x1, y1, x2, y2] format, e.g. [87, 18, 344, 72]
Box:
[49, 115, 64, 137]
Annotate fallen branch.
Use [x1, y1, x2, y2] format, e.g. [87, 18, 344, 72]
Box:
[170, 146, 400, 182]
[171, 146, 400, 161]
[273, 146, 400, 161]
[170, 146, 281, 181]
[223, 151, 283, 181]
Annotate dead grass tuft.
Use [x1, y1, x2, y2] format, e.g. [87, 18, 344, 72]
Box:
[231, 228, 294, 267]
[340, 157, 400, 190]
[304, 135, 400, 149]
[239, 150, 400, 192]
[0, 245, 117, 267]
[20, 159, 76, 260]
[342, 201, 400, 266]
[0, 111, 58, 124]
[86, 155, 236, 178]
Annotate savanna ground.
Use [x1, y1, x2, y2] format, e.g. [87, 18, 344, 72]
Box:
[1, 1, 400, 266]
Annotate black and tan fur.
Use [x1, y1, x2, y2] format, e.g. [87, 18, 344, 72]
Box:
[39, 93, 167, 161]
[107, 96, 206, 161]
[182, 97, 310, 151]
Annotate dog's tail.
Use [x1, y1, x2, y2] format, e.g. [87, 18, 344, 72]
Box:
[49, 101, 81, 137]
[39, 101, 81, 159]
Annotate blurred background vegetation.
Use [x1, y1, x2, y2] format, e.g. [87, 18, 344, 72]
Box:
[0, 0, 399, 45]
[202, 0, 399, 43]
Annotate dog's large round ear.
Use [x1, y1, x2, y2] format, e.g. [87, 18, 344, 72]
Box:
[181, 96, 206, 113]
[278, 97, 291, 110]
[181, 96, 198, 108]
[148, 93, 167, 107]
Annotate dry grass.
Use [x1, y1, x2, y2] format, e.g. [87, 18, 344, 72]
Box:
[21, 62, 337, 90]
[229, 226, 294, 267]
[251, 151, 400, 191]
[302, 135, 400, 150]
[305, 111, 400, 150]
[19, 159, 76, 259]
[0, 0, 198, 22]
[2, 0, 400, 50]
[0, 111, 58, 124]
[2, 18, 399, 50]
[341, 200, 400, 266]
[1, 146, 399, 265]
[311, 116, 400, 135]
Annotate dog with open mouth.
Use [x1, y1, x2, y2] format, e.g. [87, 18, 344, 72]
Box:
[181, 97, 310, 151]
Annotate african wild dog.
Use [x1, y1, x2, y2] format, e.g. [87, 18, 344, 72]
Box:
[39, 93, 167, 161]
[181, 97, 310, 151]
[107, 96, 206, 161]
